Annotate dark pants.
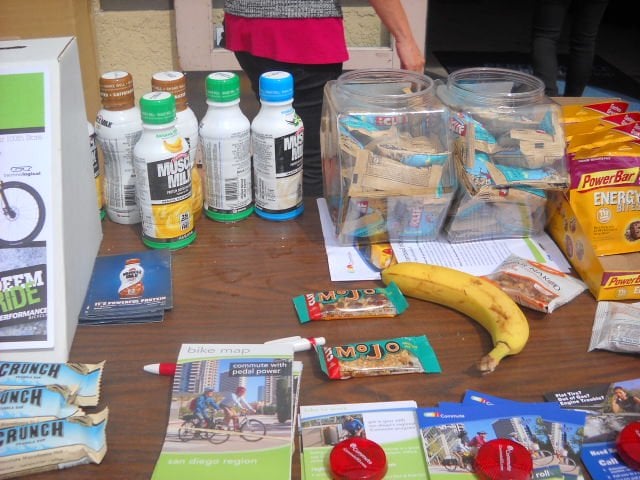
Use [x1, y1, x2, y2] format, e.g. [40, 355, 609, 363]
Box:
[531, 0, 610, 96]
[234, 51, 343, 198]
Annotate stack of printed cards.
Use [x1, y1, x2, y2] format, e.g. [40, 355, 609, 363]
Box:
[547, 377, 640, 479]
[79, 250, 172, 325]
[417, 390, 589, 480]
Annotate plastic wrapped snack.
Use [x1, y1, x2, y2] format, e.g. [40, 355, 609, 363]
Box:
[0, 385, 83, 428]
[483, 254, 587, 313]
[293, 282, 408, 323]
[0, 361, 104, 407]
[316, 335, 441, 380]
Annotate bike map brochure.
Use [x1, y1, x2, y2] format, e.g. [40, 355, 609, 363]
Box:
[151, 343, 296, 480]
[79, 249, 172, 325]
[298, 400, 428, 480]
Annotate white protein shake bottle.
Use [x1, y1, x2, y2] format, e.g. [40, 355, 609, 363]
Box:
[95, 71, 142, 224]
[200, 72, 253, 222]
[252, 71, 304, 220]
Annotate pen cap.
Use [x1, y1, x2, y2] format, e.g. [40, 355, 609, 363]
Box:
[292, 337, 326, 352]
[474, 438, 533, 480]
[616, 421, 640, 470]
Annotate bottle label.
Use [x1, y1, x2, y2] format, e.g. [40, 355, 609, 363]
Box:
[202, 129, 252, 214]
[253, 125, 304, 213]
[88, 130, 103, 212]
[135, 150, 195, 244]
[96, 126, 142, 223]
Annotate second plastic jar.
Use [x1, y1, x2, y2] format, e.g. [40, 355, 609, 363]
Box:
[436, 67, 568, 242]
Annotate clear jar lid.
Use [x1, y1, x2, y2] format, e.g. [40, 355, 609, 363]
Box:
[334, 68, 437, 111]
[441, 67, 545, 109]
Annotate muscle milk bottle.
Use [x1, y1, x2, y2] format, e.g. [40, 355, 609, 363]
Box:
[95, 71, 143, 224]
[88, 121, 105, 220]
[151, 71, 203, 220]
[200, 72, 253, 221]
[252, 71, 304, 220]
[133, 91, 196, 249]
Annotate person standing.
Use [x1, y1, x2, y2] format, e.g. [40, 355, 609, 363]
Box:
[531, 0, 611, 97]
[222, 0, 425, 197]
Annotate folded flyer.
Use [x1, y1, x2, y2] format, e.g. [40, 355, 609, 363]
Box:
[151, 343, 295, 480]
[299, 400, 428, 479]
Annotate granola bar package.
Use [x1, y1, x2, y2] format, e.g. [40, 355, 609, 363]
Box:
[483, 254, 586, 313]
[293, 282, 408, 324]
[316, 335, 441, 380]
[0, 361, 104, 407]
[0, 409, 108, 479]
[0, 385, 83, 428]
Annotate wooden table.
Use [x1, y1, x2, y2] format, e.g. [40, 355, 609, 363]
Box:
[35, 197, 635, 479]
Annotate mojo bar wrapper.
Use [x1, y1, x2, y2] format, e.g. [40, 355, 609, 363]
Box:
[317, 335, 441, 380]
[0, 408, 108, 480]
[293, 282, 408, 324]
[0, 385, 83, 428]
[0, 361, 104, 407]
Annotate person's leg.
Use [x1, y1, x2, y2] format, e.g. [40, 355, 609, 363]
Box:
[234, 52, 343, 197]
[531, 0, 571, 96]
[563, 0, 610, 96]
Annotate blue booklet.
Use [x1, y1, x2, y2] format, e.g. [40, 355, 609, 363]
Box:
[79, 250, 172, 324]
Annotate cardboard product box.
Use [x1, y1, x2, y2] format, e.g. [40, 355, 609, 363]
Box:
[0, 36, 103, 361]
[546, 191, 640, 301]
[0, 0, 101, 120]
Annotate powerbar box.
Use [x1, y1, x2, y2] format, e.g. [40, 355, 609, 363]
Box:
[546, 191, 640, 300]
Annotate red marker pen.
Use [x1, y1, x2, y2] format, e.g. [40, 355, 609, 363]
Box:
[143, 336, 325, 376]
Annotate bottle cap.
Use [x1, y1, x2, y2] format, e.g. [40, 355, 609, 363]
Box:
[99, 71, 135, 110]
[329, 437, 387, 480]
[616, 421, 640, 471]
[140, 91, 176, 125]
[259, 71, 294, 102]
[474, 438, 533, 480]
[206, 72, 240, 103]
[152, 71, 188, 111]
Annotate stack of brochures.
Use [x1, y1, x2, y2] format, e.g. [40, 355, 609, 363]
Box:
[79, 250, 172, 325]
[298, 400, 429, 479]
[151, 343, 298, 480]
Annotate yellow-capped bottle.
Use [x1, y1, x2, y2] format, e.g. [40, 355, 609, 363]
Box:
[133, 91, 196, 249]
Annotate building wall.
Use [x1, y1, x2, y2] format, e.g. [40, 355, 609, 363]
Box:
[89, 0, 385, 107]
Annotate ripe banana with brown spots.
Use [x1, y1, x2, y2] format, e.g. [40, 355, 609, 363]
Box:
[381, 262, 529, 374]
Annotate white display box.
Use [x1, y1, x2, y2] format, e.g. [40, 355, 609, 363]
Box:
[0, 36, 102, 361]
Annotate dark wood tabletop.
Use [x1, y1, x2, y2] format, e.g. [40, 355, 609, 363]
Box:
[32, 197, 636, 480]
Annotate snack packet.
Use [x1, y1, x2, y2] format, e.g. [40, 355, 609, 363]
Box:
[0, 408, 108, 479]
[293, 282, 408, 323]
[316, 335, 441, 380]
[483, 254, 586, 313]
[567, 121, 640, 154]
[561, 100, 629, 124]
[0, 361, 104, 407]
[564, 112, 640, 142]
[588, 301, 640, 353]
[0, 385, 83, 428]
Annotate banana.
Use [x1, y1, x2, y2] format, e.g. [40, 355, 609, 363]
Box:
[381, 262, 529, 374]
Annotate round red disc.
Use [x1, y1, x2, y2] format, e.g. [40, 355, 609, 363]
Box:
[617, 421, 640, 471]
[329, 436, 388, 480]
[474, 438, 533, 480]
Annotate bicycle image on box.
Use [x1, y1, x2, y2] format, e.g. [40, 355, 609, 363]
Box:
[0, 179, 46, 247]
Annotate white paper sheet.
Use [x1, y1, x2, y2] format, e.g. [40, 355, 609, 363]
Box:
[317, 198, 569, 281]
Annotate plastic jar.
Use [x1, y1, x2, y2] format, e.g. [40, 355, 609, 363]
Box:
[436, 67, 568, 242]
[321, 68, 455, 244]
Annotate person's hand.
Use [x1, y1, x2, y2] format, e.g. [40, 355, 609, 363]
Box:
[395, 38, 425, 73]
